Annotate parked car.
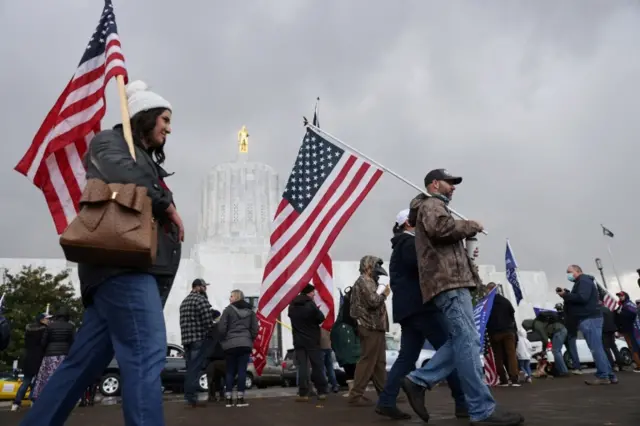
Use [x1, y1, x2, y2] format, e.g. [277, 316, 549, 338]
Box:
[385, 334, 435, 371]
[281, 349, 347, 387]
[247, 356, 286, 389]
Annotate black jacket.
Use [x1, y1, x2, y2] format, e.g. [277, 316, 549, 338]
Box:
[43, 319, 75, 357]
[288, 294, 325, 350]
[77, 126, 182, 306]
[561, 274, 601, 321]
[206, 324, 226, 361]
[487, 293, 516, 334]
[599, 306, 617, 333]
[21, 322, 47, 376]
[389, 232, 424, 324]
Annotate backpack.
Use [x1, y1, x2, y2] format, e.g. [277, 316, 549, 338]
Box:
[0, 315, 10, 351]
[340, 287, 358, 330]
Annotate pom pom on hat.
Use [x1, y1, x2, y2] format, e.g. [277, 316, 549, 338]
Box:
[126, 80, 172, 118]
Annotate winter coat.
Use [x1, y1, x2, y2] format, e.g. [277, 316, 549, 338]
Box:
[599, 306, 617, 333]
[205, 323, 225, 361]
[43, 319, 75, 357]
[218, 299, 258, 351]
[77, 125, 181, 306]
[288, 294, 325, 350]
[410, 194, 482, 303]
[389, 231, 423, 324]
[615, 293, 638, 333]
[516, 328, 533, 361]
[487, 293, 517, 334]
[349, 256, 389, 332]
[330, 303, 361, 366]
[561, 274, 601, 321]
[532, 313, 566, 348]
[21, 322, 47, 376]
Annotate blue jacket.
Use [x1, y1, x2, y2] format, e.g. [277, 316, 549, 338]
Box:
[389, 232, 425, 323]
[562, 274, 601, 321]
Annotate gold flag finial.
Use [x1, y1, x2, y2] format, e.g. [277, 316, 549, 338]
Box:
[238, 125, 249, 153]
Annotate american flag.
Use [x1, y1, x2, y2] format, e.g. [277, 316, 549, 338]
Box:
[596, 281, 617, 311]
[14, 1, 127, 234]
[483, 331, 499, 386]
[251, 128, 383, 373]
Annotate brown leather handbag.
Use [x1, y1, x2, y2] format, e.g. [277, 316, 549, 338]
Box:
[59, 178, 157, 268]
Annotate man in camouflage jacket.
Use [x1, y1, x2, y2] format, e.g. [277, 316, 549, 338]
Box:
[402, 169, 524, 426]
[347, 255, 390, 406]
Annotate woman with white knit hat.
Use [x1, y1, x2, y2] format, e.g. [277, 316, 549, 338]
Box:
[21, 81, 183, 426]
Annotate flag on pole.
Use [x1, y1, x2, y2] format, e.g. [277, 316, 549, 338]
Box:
[252, 127, 384, 373]
[595, 281, 617, 311]
[473, 288, 499, 386]
[14, 0, 128, 234]
[483, 331, 499, 386]
[601, 225, 615, 238]
[505, 240, 523, 305]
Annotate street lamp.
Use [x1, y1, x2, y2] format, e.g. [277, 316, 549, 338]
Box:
[595, 258, 607, 289]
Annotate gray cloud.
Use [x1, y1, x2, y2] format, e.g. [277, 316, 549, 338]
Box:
[2, 0, 640, 290]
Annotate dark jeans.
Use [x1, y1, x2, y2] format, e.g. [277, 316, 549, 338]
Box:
[602, 332, 624, 369]
[19, 273, 167, 426]
[206, 359, 226, 399]
[295, 347, 328, 397]
[184, 339, 211, 404]
[14, 374, 35, 406]
[224, 347, 251, 396]
[343, 363, 356, 381]
[378, 309, 466, 409]
[322, 349, 339, 388]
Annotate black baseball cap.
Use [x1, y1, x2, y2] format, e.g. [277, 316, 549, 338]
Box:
[424, 169, 462, 186]
[192, 278, 209, 288]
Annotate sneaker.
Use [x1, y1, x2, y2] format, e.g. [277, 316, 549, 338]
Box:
[296, 395, 310, 402]
[331, 385, 340, 393]
[236, 397, 248, 407]
[470, 409, 524, 425]
[225, 397, 234, 407]
[570, 369, 583, 375]
[525, 376, 532, 384]
[585, 378, 611, 385]
[510, 383, 522, 387]
[10, 404, 19, 412]
[375, 405, 411, 420]
[633, 368, 640, 373]
[317, 394, 327, 401]
[401, 377, 429, 423]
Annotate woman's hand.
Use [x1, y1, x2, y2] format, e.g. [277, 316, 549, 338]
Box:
[166, 204, 185, 242]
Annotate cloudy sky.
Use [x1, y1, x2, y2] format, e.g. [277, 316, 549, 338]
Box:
[2, 1, 640, 293]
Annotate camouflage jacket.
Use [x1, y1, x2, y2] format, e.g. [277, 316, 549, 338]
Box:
[411, 194, 482, 303]
[349, 256, 389, 332]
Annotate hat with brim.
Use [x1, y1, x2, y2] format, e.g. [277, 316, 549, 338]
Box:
[424, 168, 463, 186]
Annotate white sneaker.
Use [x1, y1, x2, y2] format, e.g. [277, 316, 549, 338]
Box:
[10, 404, 19, 412]
[570, 369, 583, 375]
[510, 383, 522, 387]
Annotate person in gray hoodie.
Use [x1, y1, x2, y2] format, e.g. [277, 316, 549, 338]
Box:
[218, 290, 258, 408]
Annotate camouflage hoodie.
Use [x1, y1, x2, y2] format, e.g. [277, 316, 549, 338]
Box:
[349, 255, 389, 332]
[410, 193, 482, 303]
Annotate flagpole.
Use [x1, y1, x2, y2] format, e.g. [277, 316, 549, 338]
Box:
[307, 124, 488, 235]
[605, 242, 624, 292]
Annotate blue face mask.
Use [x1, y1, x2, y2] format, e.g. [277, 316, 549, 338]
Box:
[567, 273, 575, 282]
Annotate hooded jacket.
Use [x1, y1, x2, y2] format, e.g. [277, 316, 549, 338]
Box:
[21, 321, 47, 376]
[330, 297, 361, 366]
[288, 294, 325, 350]
[615, 292, 638, 333]
[218, 299, 258, 352]
[561, 274, 601, 321]
[389, 231, 423, 323]
[43, 314, 75, 357]
[410, 194, 482, 303]
[349, 256, 389, 332]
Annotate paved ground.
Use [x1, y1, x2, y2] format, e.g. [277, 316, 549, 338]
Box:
[2, 372, 639, 425]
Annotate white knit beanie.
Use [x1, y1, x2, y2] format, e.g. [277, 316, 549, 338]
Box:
[126, 80, 172, 118]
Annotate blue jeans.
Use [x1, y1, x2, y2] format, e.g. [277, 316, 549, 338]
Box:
[378, 309, 466, 410]
[518, 360, 532, 377]
[566, 334, 581, 370]
[20, 273, 167, 426]
[13, 375, 35, 405]
[225, 348, 251, 395]
[552, 328, 569, 374]
[184, 339, 211, 404]
[322, 349, 339, 388]
[407, 289, 495, 422]
[579, 317, 616, 381]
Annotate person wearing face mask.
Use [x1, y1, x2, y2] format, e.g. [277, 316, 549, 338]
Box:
[557, 265, 617, 385]
[180, 279, 216, 407]
[401, 169, 524, 426]
[347, 256, 390, 407]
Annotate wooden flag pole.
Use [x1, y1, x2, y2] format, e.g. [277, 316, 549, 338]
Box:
[116, 75, 136, 161]
[307, 124, 488, 235]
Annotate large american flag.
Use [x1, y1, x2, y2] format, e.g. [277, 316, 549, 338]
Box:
[251, 128, 383, 373]
[483, 331, 499, 386]
[14, 1, 127, 234]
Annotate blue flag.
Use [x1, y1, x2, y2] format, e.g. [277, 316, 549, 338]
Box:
[505, 240, 523, 305]
[533, 307, 556, 316]
[474, 288, 498, 349]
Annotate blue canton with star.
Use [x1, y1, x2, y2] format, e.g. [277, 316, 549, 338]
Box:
[283, 129, 345, 213]
[79, 1, 120, 65]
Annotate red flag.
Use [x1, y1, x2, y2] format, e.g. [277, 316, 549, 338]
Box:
[14, 1, 127, 234]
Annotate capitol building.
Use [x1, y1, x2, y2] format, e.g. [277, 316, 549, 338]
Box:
[0, 128, 557, 355]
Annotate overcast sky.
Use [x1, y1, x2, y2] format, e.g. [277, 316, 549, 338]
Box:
[1, 1, 640, 292]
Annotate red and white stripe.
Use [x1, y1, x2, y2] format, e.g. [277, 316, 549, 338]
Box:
[14, 33, 127, 234]
[484, 347, 499, 386]
[312, 255, 335, 331]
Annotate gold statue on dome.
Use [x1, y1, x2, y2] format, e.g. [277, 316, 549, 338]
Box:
[238, 125, 249, 153]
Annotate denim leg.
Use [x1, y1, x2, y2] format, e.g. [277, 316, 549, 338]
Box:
[378, 319, 424, 407]
[184, 341, 205, 403]
[323, 349, 338, 388]
[579, 317, 615, 380]
[14, 375, 34, 405]
[552, 328, 569, 374]
[235, 352, 250, 394]
[225, 354, 238, 396]
[20, 306, 114, 426]
[97, 273, 167, 426]
[567, 335, 581, 370]
[410, 289, 495, 422]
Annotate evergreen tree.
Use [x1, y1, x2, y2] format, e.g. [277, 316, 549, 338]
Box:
[0, 266, 83, 371]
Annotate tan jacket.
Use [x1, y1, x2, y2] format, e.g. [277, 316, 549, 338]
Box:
[349, 256, 389, 332]
[411, 194, 482, 303]
[320, 328, 332, 350]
